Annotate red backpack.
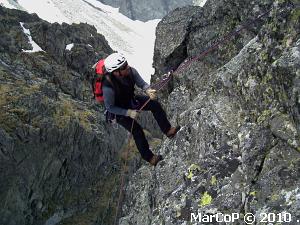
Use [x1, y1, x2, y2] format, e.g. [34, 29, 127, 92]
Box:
[92, 59, 106, 103]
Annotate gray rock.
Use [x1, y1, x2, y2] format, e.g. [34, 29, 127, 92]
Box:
[1, 0, 300, 224]
[119, 1, 300, 224]
[0, 6, 130, 225]
[98, 0, 196, 22]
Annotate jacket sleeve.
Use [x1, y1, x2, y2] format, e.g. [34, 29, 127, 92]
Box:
[103, 86, 128, 116]
[131, 68, 150, 90]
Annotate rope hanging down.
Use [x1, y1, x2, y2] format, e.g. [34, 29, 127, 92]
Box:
[113, 3, 297, 224]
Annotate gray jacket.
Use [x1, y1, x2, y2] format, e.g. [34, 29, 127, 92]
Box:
[103, 67, 150, 116]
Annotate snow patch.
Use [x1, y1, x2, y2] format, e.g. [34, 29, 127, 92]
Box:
[17, 0, 70, 24]
[0, 0, 16, 9]
[20, 22, 44, 53]
[8, 0, 205, 82]
[193, 0, 207, 7]
[15, 0, 158, 82]
[66, 43, 74, 51]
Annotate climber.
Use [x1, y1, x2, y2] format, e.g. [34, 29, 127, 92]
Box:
[102, 52, 180, 166]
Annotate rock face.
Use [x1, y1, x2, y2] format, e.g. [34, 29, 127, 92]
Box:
[98, 0, 195, 21]
[0, 6, 129, 225]
[1, 0, 300, 224]
[0, 6, 167, 225]
[119, 0, 300, 224]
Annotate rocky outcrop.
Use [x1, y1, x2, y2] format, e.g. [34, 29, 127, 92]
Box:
[119, 0, 300, 224]
[0, 6, 128, 225]
[28, 22, 112, 75]
[98, 0, 195, 22]
[1, 0, 300, 224]
[153, 0, 276, 78]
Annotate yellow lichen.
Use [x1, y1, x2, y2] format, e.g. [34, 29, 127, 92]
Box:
[271, 194, 280, 202]
[187, 164, 201, 179]
[211, 176, 217, 185]
[199, 192, 212, 207]
[257, 110, 272, 124]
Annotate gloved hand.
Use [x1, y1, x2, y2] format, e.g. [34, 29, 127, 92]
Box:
[126, 109, 139, 119]
[146, 88, 157, 100]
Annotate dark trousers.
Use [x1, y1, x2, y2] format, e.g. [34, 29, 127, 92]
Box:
[116, 95, 171, 162]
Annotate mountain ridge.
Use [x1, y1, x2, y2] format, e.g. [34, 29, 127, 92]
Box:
[0, 0, 299, 224]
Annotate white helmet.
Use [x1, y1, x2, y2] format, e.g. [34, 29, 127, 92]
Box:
[104, 52, 127, 72]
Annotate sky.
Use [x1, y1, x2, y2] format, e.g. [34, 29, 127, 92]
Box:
[0, 0, 207, 82]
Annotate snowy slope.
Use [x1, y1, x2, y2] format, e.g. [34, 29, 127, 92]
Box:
[20, 22, 44, 53]
[0, 0, 159, 82]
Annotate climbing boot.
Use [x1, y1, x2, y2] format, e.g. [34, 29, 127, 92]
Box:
[149, 154, 163, 166]
[166, 126, 181, 138]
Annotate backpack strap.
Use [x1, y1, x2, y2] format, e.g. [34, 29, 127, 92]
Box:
[106, 74, 113, 86]
[103, 73, 115, 89]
